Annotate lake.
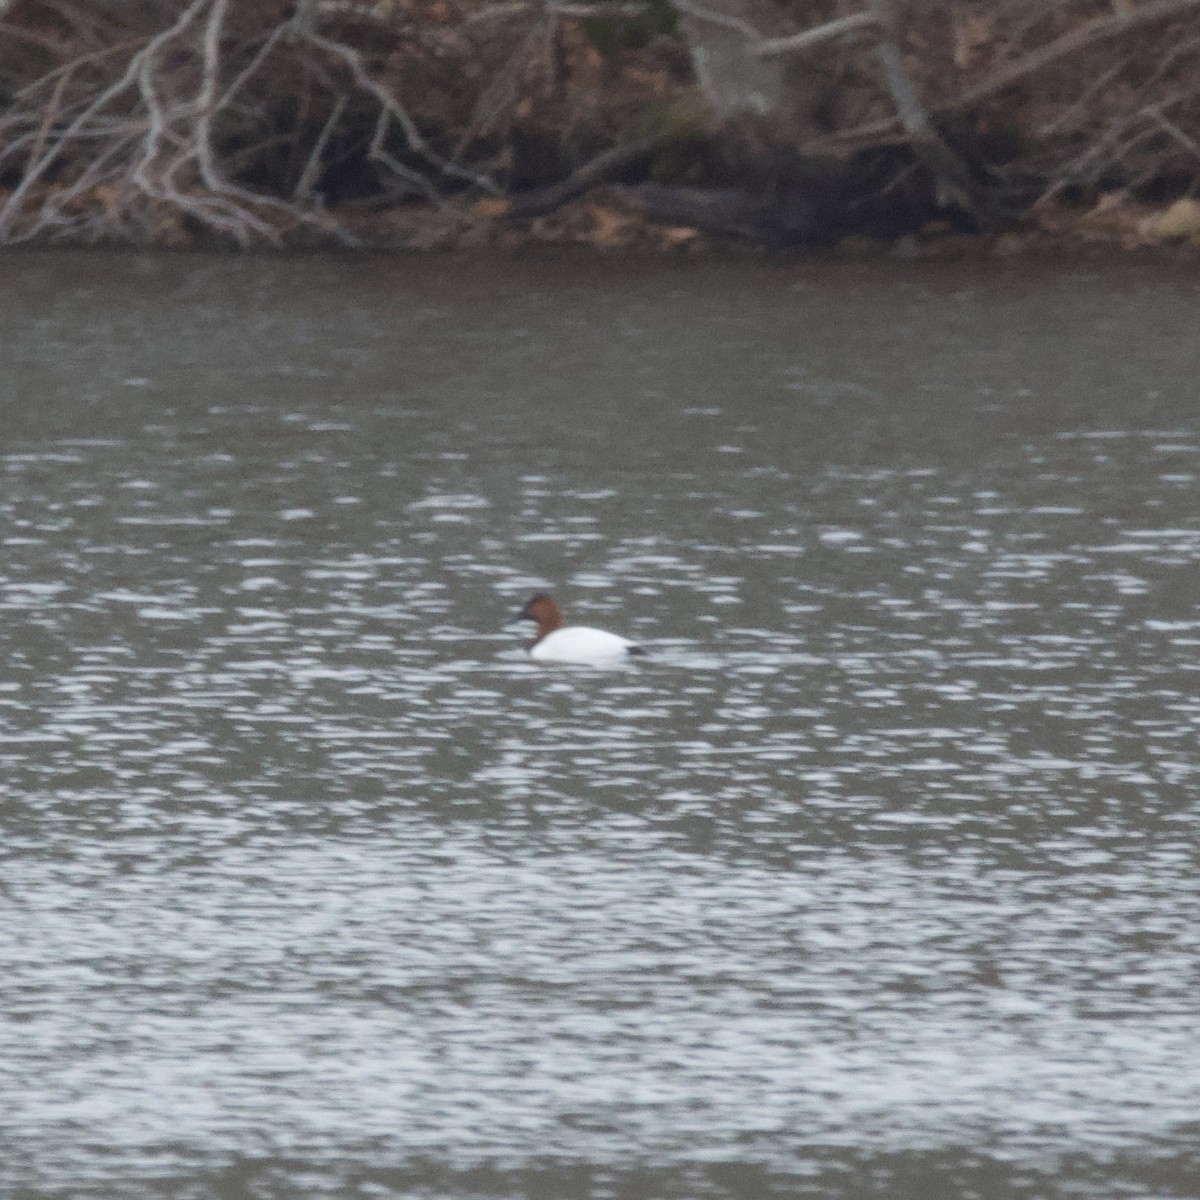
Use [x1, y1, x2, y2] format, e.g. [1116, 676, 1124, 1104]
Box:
[1, 249, 1198, 1199]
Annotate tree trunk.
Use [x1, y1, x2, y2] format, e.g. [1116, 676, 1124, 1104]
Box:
[670, 0, 994, 229]
[671, 0, 827, 156]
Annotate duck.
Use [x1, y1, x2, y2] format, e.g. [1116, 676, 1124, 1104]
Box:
[515, 593, 644, 664]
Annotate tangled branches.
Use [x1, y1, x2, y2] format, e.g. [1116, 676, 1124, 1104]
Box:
[815, 0, 1200, 196]
[5, 0, 1200, 248]
[0, 0, 510, 245]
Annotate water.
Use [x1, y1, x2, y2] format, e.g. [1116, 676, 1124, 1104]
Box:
[1, 250, 1198, 1199]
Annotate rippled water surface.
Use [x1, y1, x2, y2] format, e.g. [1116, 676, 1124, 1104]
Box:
[1, 251, 1198, 1199]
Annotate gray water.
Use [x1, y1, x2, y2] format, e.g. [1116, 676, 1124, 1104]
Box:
[1, 250, 1198, 1200]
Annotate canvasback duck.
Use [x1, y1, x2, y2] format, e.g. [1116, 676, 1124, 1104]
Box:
[516, 593, 643, 664]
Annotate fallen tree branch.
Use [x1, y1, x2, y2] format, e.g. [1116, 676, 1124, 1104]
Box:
[611, 181, 788, 239]
[508, 134, 672, 217]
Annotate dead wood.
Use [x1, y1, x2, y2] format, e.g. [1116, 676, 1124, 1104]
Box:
[508, 134, 672, 217]
[3, 0, 1200, 247]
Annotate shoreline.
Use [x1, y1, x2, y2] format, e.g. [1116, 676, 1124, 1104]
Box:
[6, 191, 1200, 262]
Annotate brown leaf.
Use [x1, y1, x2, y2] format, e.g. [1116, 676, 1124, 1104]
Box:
[473, 196, 511, 219]
[587, 204, 632, 246]
[659, 224, 699, 249]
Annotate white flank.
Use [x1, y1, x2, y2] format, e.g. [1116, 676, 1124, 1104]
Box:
[530, 626, 637, 665]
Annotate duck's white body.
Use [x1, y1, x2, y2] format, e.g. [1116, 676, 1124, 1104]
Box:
[529, 625, 639, 665]
[516, 593, 642, 665]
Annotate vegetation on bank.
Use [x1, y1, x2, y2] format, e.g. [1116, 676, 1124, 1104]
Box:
[2, 0, 1200, 251]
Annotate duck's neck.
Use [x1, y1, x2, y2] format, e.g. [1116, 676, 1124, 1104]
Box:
[534, 610, 563, 640]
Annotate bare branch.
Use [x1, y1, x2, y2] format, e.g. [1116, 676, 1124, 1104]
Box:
[457, 21, 542, 153]
[0, 11, 182, 238]
[302, 31, 498, 194]
[195, 0, 231, 195]
[954, 0, 1200, 112]
[218, 24, 288, 110]
[0, 0, 362, 246]
[289, 0, 321, 36]
[865, 0, 989, 220]
[757, 12, 877, 60]
[294, 95, 347, 199]
[466, 1, 648, 20]
[666, 0, 762, 44]
[1146, 104, 1200, 162]
[811, 0, 1200, 154]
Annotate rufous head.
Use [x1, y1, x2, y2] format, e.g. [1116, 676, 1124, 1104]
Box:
[516, 593, 564, 642]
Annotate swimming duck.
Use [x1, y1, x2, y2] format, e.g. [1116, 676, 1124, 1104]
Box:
[516, 593, 643, 664]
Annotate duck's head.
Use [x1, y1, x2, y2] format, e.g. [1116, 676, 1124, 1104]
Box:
[516, 593, 564, 641]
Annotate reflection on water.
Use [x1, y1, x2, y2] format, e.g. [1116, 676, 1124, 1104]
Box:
[1, 252, 1199, 1199]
